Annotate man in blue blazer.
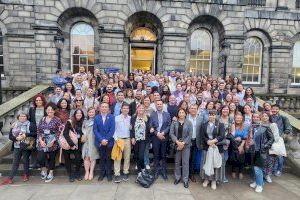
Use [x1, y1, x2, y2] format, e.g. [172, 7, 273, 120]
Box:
[150, 100, 171, 180]
[94, 102, 115, 182]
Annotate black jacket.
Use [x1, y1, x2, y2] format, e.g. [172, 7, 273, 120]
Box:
[200, 122, 225, 153]
[63, 120, 83, 148]
[125, 80, 138, 90]
[130, 115, 150, 141]
[28, 107, 43, 135]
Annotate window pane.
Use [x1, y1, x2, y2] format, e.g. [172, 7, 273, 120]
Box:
[293, 41, 300, 68]
[130, 28, 157, 41]
[243, 37, 262, 83]
[71, 23, 94, 73]
[190, 29, 212, 75]
[0, 37, 2, 45]
[0, 56, 3, 65]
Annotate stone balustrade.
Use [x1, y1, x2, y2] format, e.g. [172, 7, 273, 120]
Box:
[0, 85, 52, 158]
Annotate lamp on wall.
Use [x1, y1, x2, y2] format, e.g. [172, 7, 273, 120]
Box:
[54, 35, 64, 70]
[220, 42, 231, 80]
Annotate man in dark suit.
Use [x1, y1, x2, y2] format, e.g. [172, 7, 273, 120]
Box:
[150, 100, 171, 180]
[94, 102, 115, 182]
[218, 82, 228, 103]
[129, 90, 143, 116]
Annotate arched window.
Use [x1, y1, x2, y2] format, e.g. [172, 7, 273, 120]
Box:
[0, 31, 3, 76]
[292, 41, 300, 85]
[190, 29, 212, 75]
[71, 23, 95, 73]
[242, 37, 263, 84]
[130, 27, 156, 41]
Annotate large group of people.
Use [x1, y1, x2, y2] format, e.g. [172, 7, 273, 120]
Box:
[0, 66, 291, 193]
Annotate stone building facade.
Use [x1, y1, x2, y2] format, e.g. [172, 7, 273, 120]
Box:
[0, 0, 300, 95]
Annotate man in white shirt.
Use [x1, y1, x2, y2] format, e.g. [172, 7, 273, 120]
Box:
[188, 104, 204, 182]
[113, 103, 131, 183]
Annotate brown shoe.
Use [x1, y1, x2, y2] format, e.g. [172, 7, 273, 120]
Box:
[190, 175, 196, 183]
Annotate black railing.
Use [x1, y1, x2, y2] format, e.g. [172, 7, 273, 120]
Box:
[297, 0, 300, 8]
[239, 0, 266, 6]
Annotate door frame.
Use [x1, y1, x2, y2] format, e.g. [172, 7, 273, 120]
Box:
[129, 41, 157, 74]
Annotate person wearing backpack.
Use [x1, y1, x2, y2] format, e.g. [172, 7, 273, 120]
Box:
[62, 109, 84, 182]
[170, 108, 193, 188]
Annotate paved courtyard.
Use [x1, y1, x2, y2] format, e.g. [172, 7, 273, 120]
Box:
[0, 173, 299, 200]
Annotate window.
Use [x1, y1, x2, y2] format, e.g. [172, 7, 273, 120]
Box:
[242, 37, 262, 84]
[130, 27, 156, 41]
[190, 29, 212, 76]
[71, 23, 95, 73]
[292, 41, 300, 85]
[0, 32, 3, 76]
[239, 0, 266, 6]
[296, 0, 300, 8]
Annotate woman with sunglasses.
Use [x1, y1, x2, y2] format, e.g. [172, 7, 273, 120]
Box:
[70, 97, 87, 118]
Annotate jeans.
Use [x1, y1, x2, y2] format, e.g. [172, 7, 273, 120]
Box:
[254, 166, 264, 187]
[10, 148, 31, 179]
[38, 150, 56, 170]
[274, 156, 285, 173]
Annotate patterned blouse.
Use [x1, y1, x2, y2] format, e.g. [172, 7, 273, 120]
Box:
[134, 117, 146, 141]
[36, 116, 62, 152]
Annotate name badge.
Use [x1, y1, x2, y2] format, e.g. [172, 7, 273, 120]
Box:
[44, 129, 50, 135]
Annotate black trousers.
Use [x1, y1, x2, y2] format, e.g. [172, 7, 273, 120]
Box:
[9, 148, 31, 179]
[63, 149, 81, 177]
[98, 145, 112, 177]
[133, 140, 146, 172]
[152, 137, 167, 174]
[38, 150, 56, 170]
[189, 139, 197, 175]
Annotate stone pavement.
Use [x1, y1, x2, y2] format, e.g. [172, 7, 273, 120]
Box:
[0, 173, 299, 200]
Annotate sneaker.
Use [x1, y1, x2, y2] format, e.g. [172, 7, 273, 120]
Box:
[250, 182, 257, 188]
[22, 175, 29, 182]
[45, 174, 54, 183]
[255, 185, 263, 193]
[223, 178, 229, 183]
[41, 171, 47, 180]
[146, 165, 150, 170]
[211, 181, 217, 190]
[114, 176, 122, 183]
[265, 175, 272, 183]
[202, 180, 209, 188]
[122, 174, 129, 182]
[0, 178, 13, 186]
[274, 171, 282, 177]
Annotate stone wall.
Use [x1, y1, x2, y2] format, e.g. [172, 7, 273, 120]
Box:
[0, 0, 299, 94]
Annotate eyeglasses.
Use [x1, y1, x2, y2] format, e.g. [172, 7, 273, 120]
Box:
[209, 113, 216, 116]
[76, 99, 83, 102]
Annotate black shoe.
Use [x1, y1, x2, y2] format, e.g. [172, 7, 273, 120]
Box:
[107, 176, 112, 182]
[122, 174, 129, 182]
[161, 173, 168, 181]
[114, 176, 122, 183]
[184, 181, 189, 188]
[69, 176, 75, 182]
[174, 179, 180, 185]
[98, 175, 105, 182]
[76, 176, 82, 181]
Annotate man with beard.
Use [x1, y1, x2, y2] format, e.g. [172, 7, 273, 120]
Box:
[129, 90, 143, 116]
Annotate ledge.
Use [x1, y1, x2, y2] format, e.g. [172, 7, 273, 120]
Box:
[0, 85, 51, 118]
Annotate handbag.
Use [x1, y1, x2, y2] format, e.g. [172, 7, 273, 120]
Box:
[59, 121, 78, 150]
[20, 136, 36, 150]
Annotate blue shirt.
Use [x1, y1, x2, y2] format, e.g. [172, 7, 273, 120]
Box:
[113, 102, 122, 117]
[234, 127, 249, 140]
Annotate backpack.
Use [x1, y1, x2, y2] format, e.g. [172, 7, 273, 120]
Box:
[136, 171, 154, 188]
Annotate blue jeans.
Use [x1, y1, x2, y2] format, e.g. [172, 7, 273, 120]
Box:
[274, 156, 285, 172]
[254, 166, 264, 187]
[144, 141, 150, 166]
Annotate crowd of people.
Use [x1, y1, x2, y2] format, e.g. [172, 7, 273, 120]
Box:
[0, 66, 291, 193]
